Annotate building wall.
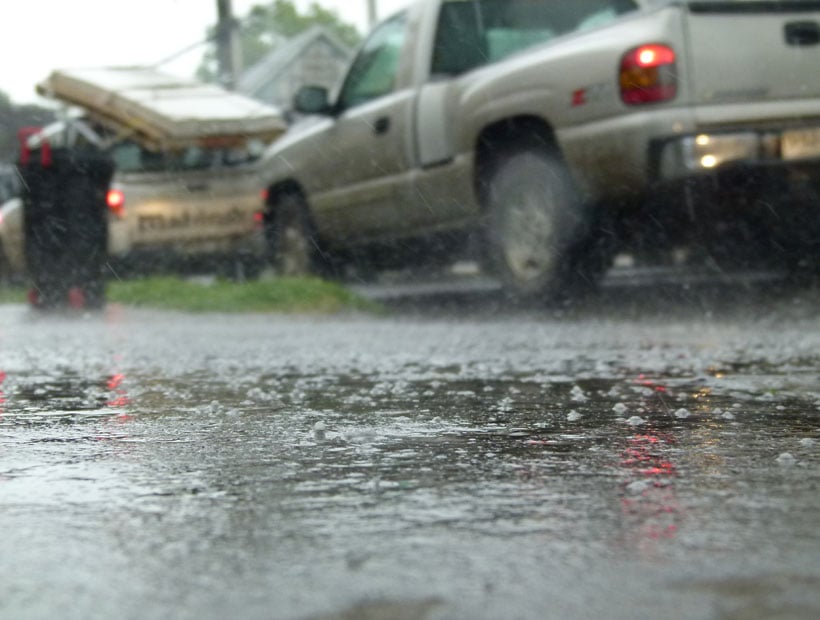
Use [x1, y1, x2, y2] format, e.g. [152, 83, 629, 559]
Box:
[254, 40, 351, 110]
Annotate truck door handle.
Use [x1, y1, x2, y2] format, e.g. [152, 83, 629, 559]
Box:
[785, 21, 820, 46]
[373, 116, 391, 135]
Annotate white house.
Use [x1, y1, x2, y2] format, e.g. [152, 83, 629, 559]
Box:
[238, 26, 354, 114]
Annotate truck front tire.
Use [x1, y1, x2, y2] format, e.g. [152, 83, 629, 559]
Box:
[485, 149, 588, 299]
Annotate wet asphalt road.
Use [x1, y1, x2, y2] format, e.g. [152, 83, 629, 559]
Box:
[1, 271, 819, 620]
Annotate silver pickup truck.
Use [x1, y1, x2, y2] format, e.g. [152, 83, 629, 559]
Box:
[260, 0, 820, 298]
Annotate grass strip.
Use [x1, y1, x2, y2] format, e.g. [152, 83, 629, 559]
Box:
[0, 276, 382, 314]
[0, 286, 25, 304]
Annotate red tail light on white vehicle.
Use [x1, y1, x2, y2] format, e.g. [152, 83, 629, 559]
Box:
[106, 188, 125, 218]
[620, 44, 677, 105]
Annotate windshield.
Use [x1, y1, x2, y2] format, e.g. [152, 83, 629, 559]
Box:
[108, 140, 259, 174]
[432, 0, 639, 75]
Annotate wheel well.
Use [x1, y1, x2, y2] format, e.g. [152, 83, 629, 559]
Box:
[474, 116, 560, 207]
[264, 181, 305, 222]
[263, 180, 328, 250]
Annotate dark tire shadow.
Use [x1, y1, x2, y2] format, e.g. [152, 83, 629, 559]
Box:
[366, 266, 820, 322]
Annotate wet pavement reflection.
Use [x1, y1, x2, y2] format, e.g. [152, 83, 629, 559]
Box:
[0, 281, 818, 620]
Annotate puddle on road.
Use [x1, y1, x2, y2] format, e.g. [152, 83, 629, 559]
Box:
[2, 361, 816, 511]
[1, 357, 818, 619]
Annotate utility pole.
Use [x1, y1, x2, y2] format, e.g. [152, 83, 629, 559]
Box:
[216, 0, 242, 90]
[366, 0, 378, 29]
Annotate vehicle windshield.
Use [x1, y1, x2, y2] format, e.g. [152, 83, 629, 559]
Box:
[108, 140, 259, 174]
[432, 0, 639, 75]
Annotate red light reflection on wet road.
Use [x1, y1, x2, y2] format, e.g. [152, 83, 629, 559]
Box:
[620, 432, 681, 541]
[617, 376, 683, 549]
[106, 372, 132, 421]
[635, 374, 668, 393]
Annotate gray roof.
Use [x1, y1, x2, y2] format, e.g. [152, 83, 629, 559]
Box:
[238, 25, 354, 98]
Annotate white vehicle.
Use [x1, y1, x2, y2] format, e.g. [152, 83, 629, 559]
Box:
[0, 166, 23, 279]
[0, 67, 287, 279]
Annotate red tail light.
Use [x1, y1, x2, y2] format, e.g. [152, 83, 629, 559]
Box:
[106, 188, 125, 218]
[27, 288, 40, 307]
[620, 44, 677, 105]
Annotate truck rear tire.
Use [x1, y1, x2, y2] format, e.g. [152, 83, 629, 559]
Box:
[266, 192, 316, 277]
[485, 149, 587, 299]
[266, 192, 344, 279]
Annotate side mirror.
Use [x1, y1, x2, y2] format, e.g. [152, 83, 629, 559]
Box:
[293, 86, 332, 115]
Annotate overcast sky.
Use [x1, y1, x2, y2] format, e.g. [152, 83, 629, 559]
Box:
[1, 0, 410, 105]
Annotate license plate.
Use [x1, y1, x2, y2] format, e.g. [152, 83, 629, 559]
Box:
[782, 127, 820, 160]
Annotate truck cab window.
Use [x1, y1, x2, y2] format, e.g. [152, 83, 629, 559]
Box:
[337, 12, 408, 110]
[170, 146, 218, 172]
[432, 0, 638, 76]
[109, 141, 167, 173]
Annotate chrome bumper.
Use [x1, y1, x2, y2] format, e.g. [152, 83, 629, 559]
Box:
[658, 126, 820, 180]
[659, 132, 784, 179]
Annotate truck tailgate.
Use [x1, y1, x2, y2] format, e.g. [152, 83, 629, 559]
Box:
[685, 1, 820, 105]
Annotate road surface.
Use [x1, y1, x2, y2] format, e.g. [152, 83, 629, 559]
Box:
[1, 272, 818, 620]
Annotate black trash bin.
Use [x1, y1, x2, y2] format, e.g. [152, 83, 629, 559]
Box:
[18, 127, 114, 309]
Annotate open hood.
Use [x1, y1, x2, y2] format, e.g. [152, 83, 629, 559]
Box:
[36, 66, 287, 151]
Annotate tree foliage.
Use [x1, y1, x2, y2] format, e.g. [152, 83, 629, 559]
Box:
[197, 0, 361, 83]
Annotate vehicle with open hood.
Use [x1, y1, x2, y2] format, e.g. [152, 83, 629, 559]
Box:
[0, 66, 287, 279]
